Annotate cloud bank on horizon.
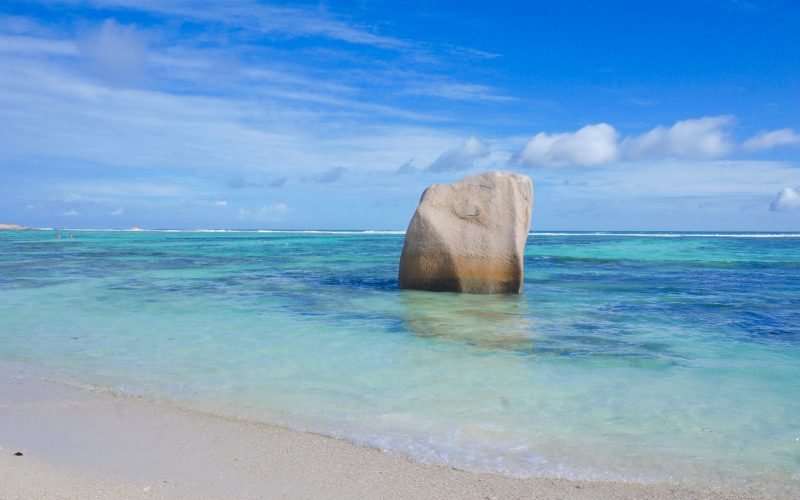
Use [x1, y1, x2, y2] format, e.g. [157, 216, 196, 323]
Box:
[0, 0, 799, 230]
[513, 116, 800, 168]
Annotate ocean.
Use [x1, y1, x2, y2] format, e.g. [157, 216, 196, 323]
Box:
[1, 230, 798, 490]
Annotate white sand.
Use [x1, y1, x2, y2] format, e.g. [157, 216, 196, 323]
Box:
[0, 365, 774, 499]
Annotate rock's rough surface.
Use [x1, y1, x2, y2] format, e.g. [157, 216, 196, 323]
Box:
[398, 171, 533, 294]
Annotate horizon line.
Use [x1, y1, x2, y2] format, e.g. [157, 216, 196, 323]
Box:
[4, 227, 800, 236]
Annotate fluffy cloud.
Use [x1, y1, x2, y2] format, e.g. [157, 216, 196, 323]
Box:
[743, 129, 800, 152]
[237, 203, 289, 221]
[515, 116, 798, 167]
[622, 116, 735, 160]
[513, 124, 618, 167]
[770, 187, 800, 211]
[427, 136, 489, 172]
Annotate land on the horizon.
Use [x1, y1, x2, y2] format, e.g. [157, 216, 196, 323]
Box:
[0, 224, 29, 231]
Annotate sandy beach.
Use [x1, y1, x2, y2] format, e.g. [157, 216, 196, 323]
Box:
[0, 362, 773, 500]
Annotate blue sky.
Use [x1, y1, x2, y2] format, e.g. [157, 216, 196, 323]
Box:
[1, 0, 799, 230]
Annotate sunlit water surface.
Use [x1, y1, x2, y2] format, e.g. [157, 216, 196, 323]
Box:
[1, 230, 799, 491]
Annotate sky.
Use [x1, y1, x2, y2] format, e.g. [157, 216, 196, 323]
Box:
[1, 0, 799, 230]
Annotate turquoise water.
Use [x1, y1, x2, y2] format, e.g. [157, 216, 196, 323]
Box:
[1, 230, 799, 490]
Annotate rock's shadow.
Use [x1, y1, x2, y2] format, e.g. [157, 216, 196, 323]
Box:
[398, 290, 537, 351]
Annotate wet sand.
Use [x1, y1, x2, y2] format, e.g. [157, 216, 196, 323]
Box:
[0, 364, 767, 499]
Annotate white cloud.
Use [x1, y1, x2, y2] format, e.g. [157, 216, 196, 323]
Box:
[514, 116, 799, 167]
[770, 187, 800, 211]
[427, 136, 489, 172]
[110, 207, 124, 215]
[622, 116, 735, 160]
[62, 209, 78, 216]
[53, 0, 408, 51]
[0, 15, 505, 185]
[0, 34, 463, 177]
[743, 129, 800, 152]
[237, 203, 289, 222]
[43, 0, 493, 62]
[514, 123, 618, 167]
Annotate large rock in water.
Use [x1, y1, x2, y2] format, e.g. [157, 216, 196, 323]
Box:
[398, 171, 533, 294]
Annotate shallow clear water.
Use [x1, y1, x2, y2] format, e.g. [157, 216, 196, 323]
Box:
[1, 230, 799, 489]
